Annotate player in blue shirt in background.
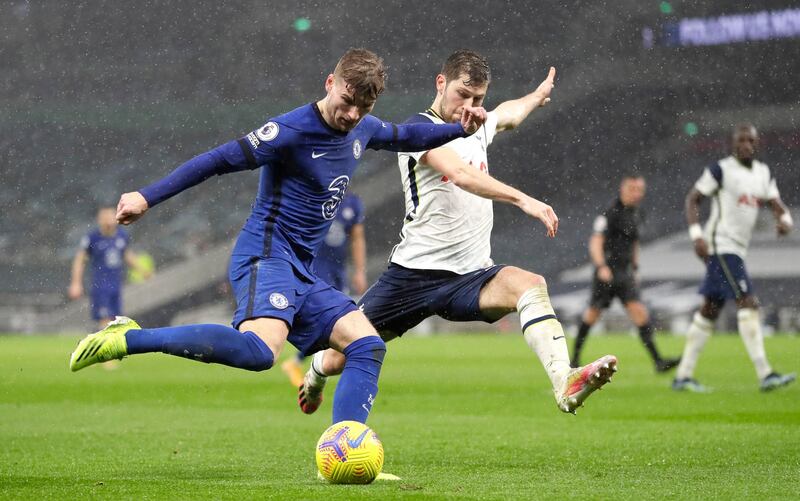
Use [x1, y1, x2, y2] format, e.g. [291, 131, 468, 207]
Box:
[69, 48, 487, 426]
[282, 192, 368, 387]
[68, 207, 152, 329]
[315, 193, 368, 295]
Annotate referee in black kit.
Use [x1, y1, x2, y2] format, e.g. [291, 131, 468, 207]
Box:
[571, 174, 680, 372]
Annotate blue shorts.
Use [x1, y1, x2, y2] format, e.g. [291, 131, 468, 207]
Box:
[90, 288, 121, 320]
[229, 256, 358, 356]
[358, 263, 506, 336]
[699, 254, 754, 303]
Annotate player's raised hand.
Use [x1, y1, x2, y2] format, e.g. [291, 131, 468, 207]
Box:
[521, 196, 559, 238]
[461, 106, 487, 134]
[532, 66, 556, 108]
[116, 191, 149, 225]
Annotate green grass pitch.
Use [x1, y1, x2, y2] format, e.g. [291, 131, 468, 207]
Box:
[1, 333, 798, 500]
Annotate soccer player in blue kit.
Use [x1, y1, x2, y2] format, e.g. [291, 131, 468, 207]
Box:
[68, 207, 152, 329]
[314, 192, 368, 295]
[69, 48, 487, 425]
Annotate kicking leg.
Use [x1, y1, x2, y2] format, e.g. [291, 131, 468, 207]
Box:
[480, 267, 616, 413]
[70, 316, 282, 372]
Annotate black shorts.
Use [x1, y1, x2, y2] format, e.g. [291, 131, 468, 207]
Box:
[589, 269, 640, 309]
[357, 263, 507, 336]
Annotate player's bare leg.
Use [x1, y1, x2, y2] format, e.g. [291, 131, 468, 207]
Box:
[238, 317, 289, 362]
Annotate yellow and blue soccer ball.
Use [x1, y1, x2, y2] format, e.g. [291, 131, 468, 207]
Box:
[316, 420, 384, 484]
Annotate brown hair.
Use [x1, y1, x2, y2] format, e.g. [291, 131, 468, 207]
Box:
[442, 50, 491, 87]
[334, 48, 386, 105]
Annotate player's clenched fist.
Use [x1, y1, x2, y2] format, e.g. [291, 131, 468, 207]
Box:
[116, 191, 149, 225]
[460, 106, 487, 134]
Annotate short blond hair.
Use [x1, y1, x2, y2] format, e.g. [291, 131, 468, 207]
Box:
[334, 48, 386, 105]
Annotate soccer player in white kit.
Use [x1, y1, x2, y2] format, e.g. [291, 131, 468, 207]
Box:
[673, 124, 795, 392]
[298, 50, 617, 416]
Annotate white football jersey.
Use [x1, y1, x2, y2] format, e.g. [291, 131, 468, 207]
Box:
[389, 110, 499, 274]
[694, 155, 780, 258]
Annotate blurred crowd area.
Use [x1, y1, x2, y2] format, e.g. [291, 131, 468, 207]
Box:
[2, 0, 798, 295]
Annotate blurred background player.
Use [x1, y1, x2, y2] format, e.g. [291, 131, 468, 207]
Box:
[68, 207, 152, 329]
[571, 174, 680, 372]
[673, 124, 795, 393]
[299, 50, 617, 417]
[281, 191, 367, 387]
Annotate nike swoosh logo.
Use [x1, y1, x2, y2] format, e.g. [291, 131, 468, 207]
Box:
[552, 335, 565, 340]
[311, 151, 327, 159]
[347, 429, 370, 448]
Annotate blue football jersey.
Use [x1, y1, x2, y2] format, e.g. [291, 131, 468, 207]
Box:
[81, 228, 129, 291]
[139, 102, 468, 280]
[313, 193, 365, 290]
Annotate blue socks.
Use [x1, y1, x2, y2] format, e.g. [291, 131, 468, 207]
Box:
[332, 336, 386, 424]
[126, 324, 274, 372]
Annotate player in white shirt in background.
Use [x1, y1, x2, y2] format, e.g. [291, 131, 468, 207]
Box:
[673, 124, 795, 393]
[298, 50, 617, 416]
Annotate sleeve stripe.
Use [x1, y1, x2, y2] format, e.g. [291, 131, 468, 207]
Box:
[391, 123, 398, 144]
[237, 138, 258, 170]
[709, 163, 723, 186]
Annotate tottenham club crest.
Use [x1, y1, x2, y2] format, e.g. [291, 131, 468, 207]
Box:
[352, 139, 362, 159]
[269, 292, 289, 310]
[256, 122, 279, 142]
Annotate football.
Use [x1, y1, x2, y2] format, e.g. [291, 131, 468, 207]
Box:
[316, 420, 384, 484]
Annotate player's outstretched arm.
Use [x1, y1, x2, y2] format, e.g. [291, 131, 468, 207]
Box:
[494, 67, 556, 132]
[367, 106, 487, 152]
[120, 137, 269, 224]
[423, 146, 557, 237]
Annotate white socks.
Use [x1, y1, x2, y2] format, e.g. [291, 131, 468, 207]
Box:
[517, 285, 571, 391]
[675, 312, 713, 380]
[737, 308, 772, 380]
[309, 351, 328, 385]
